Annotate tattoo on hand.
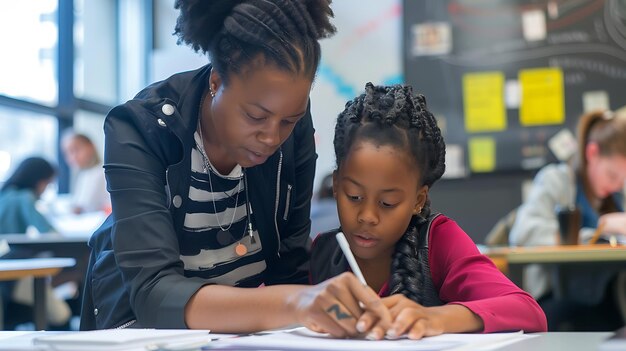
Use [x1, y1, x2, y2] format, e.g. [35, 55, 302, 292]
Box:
[326, 304, 353, 320]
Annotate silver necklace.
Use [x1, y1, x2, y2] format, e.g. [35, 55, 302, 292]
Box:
[196, 107, 253, 256]
[196, 117, 242, 232]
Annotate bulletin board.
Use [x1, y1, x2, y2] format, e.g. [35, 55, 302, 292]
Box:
[403, 0, 626, 176]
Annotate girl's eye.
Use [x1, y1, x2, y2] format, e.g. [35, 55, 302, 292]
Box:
[380, 201, 397, 208]
[347, 194, 362, 201]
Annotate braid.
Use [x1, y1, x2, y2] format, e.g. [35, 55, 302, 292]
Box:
[333, 82, 446, 302]
[388, 217, 426, 303]
[174, 0, 336, 84]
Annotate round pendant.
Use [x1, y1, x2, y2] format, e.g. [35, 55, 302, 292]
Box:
[235, 243, 248, 256]
[216, 230, 232, 245]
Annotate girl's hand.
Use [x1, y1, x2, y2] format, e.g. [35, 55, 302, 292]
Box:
[289, 272, 392, 339]
[598, 212, 626, 236]
[382, 294, 445, 340]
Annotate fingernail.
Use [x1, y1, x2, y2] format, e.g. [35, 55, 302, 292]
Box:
[356, 321, 366, 333]
[366, 331, 379, 340]
[386, 328, 397, 338]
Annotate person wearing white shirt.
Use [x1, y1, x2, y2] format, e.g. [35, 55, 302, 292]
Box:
[61, 131, 111, 214]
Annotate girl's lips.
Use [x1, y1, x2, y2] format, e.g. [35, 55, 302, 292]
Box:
[351, 234, 379, 248]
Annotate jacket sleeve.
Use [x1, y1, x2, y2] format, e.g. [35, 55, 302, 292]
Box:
[509, 165, 569, 247]
[103, 104, 206, 328]
[265, 103, 316, 285]
[430, 217, 547, 333]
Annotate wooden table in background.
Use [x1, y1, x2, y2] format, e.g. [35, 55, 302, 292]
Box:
[0, 258, 76, 330]
[485, 244, 626, 288]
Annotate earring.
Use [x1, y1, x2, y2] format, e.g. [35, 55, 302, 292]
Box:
[209, 89, 216, 98]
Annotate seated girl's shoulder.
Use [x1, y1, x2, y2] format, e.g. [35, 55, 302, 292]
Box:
[311, 229, 340, 251]
[429, 214, 472, 241]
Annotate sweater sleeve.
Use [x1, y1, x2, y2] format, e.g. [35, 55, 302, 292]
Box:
[429, 216, 547, 333]
[19, 191, 55, 233]
[509, 164, 571, 247]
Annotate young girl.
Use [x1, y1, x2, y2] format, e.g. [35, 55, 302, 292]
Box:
[510, 109, 626, 331]
[0, 157, 56, 234]
[0, 157, 72, 329]
[311, 83, 547, 339]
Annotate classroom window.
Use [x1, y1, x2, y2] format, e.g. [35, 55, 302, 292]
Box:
[0, 0, 59, 106]
[0, 106, 58, 182]
[73, 0, 118, 105]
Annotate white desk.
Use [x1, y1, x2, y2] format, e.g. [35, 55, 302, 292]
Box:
[0, 258, 76, 330]
[0, 330, 615, 351]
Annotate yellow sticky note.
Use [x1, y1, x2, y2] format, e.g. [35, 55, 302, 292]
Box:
[469, 137, 496, 172]
[463, 72, 506, 132]
[519, 68, 564, 126]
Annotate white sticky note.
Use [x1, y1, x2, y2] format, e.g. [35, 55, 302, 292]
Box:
[582, 90, 610, 112]
[548, 128, 577, 161]
[505, 80, 521, 108]
[522, 10, 546, 41]
[411, 22, 452, 56]
[442, 144, 466, 179]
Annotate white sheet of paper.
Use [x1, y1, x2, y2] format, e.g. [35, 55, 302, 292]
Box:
[32, 329, 215, 351]
[215, 327, 535, 351]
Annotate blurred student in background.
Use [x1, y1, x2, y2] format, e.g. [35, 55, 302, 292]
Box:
[0, 156, 71, 329]
[61, 131, 110, 214]
[309, 173, 339, 239]
[510, 109, 626, 331]
[0, 157, 56, 234]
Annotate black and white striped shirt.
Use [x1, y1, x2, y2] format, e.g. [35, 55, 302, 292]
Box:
[178, 132, 266, 287]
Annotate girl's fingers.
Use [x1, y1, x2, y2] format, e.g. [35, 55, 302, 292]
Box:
[407, 318, 429, 340]
[388, 308, 423, 338]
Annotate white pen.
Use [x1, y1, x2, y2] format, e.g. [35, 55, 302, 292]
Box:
[335, 232, 368, 286]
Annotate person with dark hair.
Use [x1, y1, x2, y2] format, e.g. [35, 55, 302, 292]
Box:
[0, 157, 72, 329]
[510, 109, 626, 331]
[0, 157, 56, 234]
[310, 83, 547, 340]
[80, 0, 390, 337]
[61, 130, 110, 214]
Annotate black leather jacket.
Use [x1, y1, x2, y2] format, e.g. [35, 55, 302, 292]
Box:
[80, 65, 316, 330]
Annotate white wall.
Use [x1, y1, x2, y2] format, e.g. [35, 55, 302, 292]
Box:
[150, 0, 402, 191]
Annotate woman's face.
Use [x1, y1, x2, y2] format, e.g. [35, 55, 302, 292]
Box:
[62, 138, 96, 170]
[205, 63, 312, 170]
[586, 143, 626, 198]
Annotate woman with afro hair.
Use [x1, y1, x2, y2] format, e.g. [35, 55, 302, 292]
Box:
[80, 0, 392, 337]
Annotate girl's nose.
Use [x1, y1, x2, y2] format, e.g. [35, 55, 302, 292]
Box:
[357, 202, 379, 225]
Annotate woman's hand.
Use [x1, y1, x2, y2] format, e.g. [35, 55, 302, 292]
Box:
[381, 294, 445, 340]
[598, 212, 626, 236]
[288, 272, 392, 339]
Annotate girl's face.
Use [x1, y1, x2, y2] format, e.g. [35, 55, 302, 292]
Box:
[35, 177, 53, 198]
[333, 140, 427, 263]
[206, 63, 312, 170]
[586, 143, 626, 198]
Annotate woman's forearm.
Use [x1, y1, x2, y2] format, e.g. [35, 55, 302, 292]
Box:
[184, 284, 306, 332]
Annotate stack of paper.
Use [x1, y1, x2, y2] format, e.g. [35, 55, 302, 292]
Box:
[32, 329, 213, 351]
